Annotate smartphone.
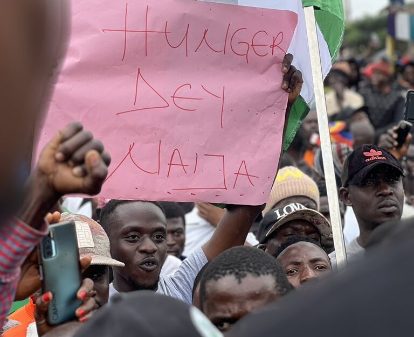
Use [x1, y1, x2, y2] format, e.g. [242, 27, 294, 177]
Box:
[396, 121, 412, 148]
[405, 90, 414, 124]
[396, 91, 414, 148]
[40, 221, 82, 325]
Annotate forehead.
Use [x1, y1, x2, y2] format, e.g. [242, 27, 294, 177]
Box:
[205, 274, 277, 301]
[166, 217, 185, 228]
[278, 220, 318, 233]
[353, 166, 402, 186]
[278, 242, 328, 263]
[110, 202, 166, 231]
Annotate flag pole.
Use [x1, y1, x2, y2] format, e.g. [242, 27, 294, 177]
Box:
[304, 6, 347, 267]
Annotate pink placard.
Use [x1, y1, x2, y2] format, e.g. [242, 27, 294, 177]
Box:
[39, 0, 298, 205]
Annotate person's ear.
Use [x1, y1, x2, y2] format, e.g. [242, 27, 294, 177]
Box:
[339, 187, 352, 207]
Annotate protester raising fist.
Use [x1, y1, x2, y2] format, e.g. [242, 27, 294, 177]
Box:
[18, 123, 111, 231]
[0, 123, 110, 330]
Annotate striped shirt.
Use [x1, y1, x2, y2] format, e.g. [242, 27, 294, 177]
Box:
[0, 219, 47, 330]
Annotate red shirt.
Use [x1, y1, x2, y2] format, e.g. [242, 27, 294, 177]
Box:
[0, 219, 47, 331]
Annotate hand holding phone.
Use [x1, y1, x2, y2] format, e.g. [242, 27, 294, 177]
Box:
[395, 120, 412, 149]
[40, 221, 82, 325]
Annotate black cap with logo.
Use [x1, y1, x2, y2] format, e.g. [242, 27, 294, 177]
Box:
[341, 145, 404, 187]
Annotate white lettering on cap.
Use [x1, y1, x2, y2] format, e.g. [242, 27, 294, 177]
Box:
[75, 221, 95, 248]
[274, 203, 306, 220]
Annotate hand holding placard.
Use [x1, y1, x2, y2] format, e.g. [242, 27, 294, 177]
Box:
[38, 0, 298, 205]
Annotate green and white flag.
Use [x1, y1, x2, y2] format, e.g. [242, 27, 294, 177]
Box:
[211, 0, 345, 149]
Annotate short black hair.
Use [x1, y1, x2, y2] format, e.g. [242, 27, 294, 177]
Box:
[199, 247, 293, 308]
[158, 202, 186, 226]
[273, 235, 323, 259]
[99, 200, 165, 235]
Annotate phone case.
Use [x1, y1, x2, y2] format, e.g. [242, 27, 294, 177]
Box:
[40, 221, 82, 325]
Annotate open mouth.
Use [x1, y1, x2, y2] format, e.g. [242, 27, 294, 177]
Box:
[138, 257, 158, 272]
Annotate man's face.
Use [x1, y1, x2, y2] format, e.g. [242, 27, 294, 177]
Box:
[276, 242, 331, 289]
[203, 274, 280, 333]
[265, 220, 321, 256]
[371, 70, 389, 88]
[109, 202, 167, 291]
[82, 265, 110, 307]
[403, 65, 414, 85]
[166, 217, 185, 258]
[341, 166, 404, 231]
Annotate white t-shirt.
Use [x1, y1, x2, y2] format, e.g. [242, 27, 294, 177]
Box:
[110, 247, 207, 304]
[183, 208, 215, 257]
[343, 207, 360, 245]
[329, 238, 364, 266]
[183, 208, 259, 256]
[160, 255, 182, 276]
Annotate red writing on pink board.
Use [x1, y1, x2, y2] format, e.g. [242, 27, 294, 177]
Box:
[116, 67, 226, 128]
[102, 3, 286, 64]
[105, 142, 259, 192]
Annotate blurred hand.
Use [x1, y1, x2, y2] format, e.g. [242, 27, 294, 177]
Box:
[34, 122, 111, 199]
[197, 203, 226, 227]
[35, 277, 97, 336]
[281, 54, 303, 107]
[378, 125, 412, 161]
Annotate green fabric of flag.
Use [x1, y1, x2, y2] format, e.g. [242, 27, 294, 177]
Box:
[283, 0, 344, 150]
[283, 96, 309, 151]
[302, 0, 345, 59]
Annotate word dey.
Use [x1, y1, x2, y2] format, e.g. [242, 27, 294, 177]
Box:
[117, 67, 225, 128]
[102, 4, 286, 64]
[106, 141, 260, 192]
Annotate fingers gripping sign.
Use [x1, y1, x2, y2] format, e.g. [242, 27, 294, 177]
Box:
[281, 53, 303, 106]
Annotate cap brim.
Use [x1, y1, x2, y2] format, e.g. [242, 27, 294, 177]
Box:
[265, 209, 331, 240]
[81, 254, 125, 267]
[348, 162, 404, 186]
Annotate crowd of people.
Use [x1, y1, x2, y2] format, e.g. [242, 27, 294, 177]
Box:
[2, 2, 414, 337]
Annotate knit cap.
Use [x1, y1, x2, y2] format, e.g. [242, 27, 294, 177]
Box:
[263, 166, 320, 215]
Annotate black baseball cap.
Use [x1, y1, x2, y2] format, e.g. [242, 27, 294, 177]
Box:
[74, 292, 223, 337]
[341, 144, 404, 187]
[259, 203, 331, 244]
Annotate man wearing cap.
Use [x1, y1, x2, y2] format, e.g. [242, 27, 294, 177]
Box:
[259, 202, 332, 257]
[333, 144, 405, 264]
[258, 166, 320, 243]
